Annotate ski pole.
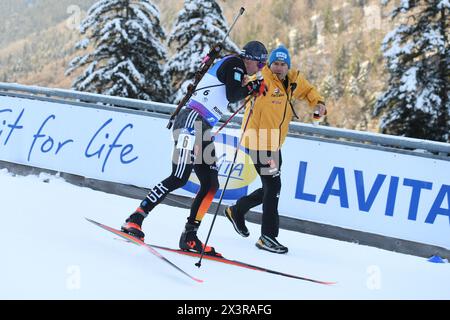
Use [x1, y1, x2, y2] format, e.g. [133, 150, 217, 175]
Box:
[166, 7, 246, 130]
[195, 96, 258, 268]
[201, 7, 245, 65]
[225, 8, 245, 43]
[213, 95, 252, 136]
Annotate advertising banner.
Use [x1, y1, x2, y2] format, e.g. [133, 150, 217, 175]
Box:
[1, 95, 448, 249]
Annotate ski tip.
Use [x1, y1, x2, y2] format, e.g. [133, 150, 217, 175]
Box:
[321, 281, 338, 286]
[85, 217, 100, 226]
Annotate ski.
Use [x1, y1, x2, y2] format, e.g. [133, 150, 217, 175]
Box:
[150, 244, 336, 286]
[114, 236, 335, 285]
[85, 218, 203, 283]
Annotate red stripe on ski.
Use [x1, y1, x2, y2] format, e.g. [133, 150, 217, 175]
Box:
[85, 218, 203, 283]
[150, 244, 336, 285]
[152, 245, 260, 271]
[103, 220, 336, 285]
[113, 236, 335, 285]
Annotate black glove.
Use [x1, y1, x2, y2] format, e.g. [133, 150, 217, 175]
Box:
[247, 79, 267, 97]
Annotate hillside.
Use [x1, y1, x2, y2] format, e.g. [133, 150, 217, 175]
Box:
[0, 0, 398, 131]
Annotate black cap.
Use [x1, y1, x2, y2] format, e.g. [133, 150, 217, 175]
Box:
[239, 41, 268, 63]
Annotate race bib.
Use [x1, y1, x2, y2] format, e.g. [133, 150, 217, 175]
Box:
[176, 132, 195, 150]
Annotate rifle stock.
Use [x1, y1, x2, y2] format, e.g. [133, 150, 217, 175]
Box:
[166, 7, 245, 130]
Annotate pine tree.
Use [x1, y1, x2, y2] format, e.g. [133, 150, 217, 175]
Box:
[374, 0, 449, 142]
[335, 44, 349, 97]
[323, 5, 335, 34]
[321, 74, 338, 99]
[65, 0, 170, 102]
[166, 0, 240, 103]
[309, 22, 318, 47]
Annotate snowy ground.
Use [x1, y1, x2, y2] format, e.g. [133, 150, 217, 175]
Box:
[1, 168, 449, 300]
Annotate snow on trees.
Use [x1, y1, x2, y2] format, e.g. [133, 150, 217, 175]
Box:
[166, 0, 240, 103]
[374, 0, 449, 142]
[66, 0, 170, 102]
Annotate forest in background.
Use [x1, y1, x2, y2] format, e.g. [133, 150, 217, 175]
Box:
[0, 0, 406, 131]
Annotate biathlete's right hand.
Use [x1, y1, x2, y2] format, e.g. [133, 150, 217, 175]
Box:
[247, 79, 267, 97]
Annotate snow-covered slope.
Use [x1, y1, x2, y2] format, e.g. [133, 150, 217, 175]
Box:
[0, 169, 448, 299]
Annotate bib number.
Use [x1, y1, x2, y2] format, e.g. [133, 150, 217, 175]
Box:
[177, 133, 195, 150]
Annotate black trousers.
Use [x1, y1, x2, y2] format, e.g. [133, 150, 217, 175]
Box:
[139, 109, 219, 225]
[233, 150, 282, 238]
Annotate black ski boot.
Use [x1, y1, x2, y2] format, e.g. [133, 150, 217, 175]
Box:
[121, 208, 146, 241]
[179, 221, 220, 256]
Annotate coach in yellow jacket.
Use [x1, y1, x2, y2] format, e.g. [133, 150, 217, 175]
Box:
[225, 45, 326, 253]
[242, 47, 326, 151]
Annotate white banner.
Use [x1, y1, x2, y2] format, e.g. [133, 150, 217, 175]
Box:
[279, 138, 450, 250]
[1, 95, 449, 249]
[0, 96, 173, 187]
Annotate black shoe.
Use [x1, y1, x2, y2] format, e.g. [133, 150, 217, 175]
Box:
[179, 222, 220, 256]
[255, 235, 288, 254]
[225, 206, 249, 237]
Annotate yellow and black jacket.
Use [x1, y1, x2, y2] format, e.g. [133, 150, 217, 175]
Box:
[241, 65, 324, 151]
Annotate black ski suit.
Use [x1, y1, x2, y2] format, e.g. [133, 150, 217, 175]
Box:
[138, 56, 251, 225]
